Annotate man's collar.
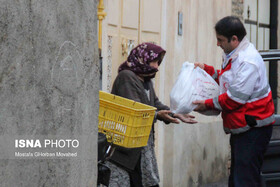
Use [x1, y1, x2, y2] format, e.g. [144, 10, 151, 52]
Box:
[226, 48, 237, 59]
[222, 37, 250, 69]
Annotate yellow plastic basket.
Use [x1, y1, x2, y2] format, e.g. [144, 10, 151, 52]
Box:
[98, 91, 156, 148]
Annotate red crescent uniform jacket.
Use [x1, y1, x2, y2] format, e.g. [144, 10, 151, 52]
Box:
[204, 38, 275, 134]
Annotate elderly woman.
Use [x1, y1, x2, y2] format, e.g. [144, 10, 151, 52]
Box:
[105, 43, 196, 187]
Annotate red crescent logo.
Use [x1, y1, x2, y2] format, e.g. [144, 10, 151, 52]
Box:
[223, 82, 229, 90]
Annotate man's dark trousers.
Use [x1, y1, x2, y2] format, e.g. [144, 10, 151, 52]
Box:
[229, 125, 273, 187]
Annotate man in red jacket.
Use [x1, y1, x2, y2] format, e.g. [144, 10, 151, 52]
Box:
[194, 16, 275, 187]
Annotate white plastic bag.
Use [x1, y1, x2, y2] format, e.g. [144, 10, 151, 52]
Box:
[170, 62, 220, 115]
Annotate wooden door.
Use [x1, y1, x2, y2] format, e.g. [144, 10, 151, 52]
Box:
[102, 0, 162, 92]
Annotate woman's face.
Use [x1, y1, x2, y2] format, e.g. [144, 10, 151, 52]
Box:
[149, 60, 159, 70]
[137, 60, 160, 81]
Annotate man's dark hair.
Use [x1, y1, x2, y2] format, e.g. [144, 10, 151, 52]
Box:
[215, 16, 247, 42]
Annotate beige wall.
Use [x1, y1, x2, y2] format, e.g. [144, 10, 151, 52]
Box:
[101, 0, 163, 93]
[157, 0, 232, 186]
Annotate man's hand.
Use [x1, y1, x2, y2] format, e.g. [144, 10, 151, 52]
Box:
[194, 62, 205, 69]
[173, 113, 197, 124]
[157, 110, 180, 124]
[193, 100, 207, 111]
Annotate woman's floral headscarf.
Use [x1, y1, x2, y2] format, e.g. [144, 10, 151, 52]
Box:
[118, 43, 166, 77]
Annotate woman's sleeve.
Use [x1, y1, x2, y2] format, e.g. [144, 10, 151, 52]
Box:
[154, 95, 171, 124]
[150, 84, 171, 124]
[154, 95, 170, 111]
[111, 71, 142, 102]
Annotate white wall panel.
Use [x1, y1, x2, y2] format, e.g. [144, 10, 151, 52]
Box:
[258, 27, 264, 50]
[122, 0, 139, 29]
[259, 0, 270, 24]
[265, 28, 270, 50]
[251, 24, 257, 47]
[142, 0, 161, 33]
[243, 0, 257, 20]
[107, 0, 120, 26]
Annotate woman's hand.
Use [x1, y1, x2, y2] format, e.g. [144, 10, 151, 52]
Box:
[173, 113, 197, 124]
[157, 110, 180, 124]
[194, 62, 205, 69]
